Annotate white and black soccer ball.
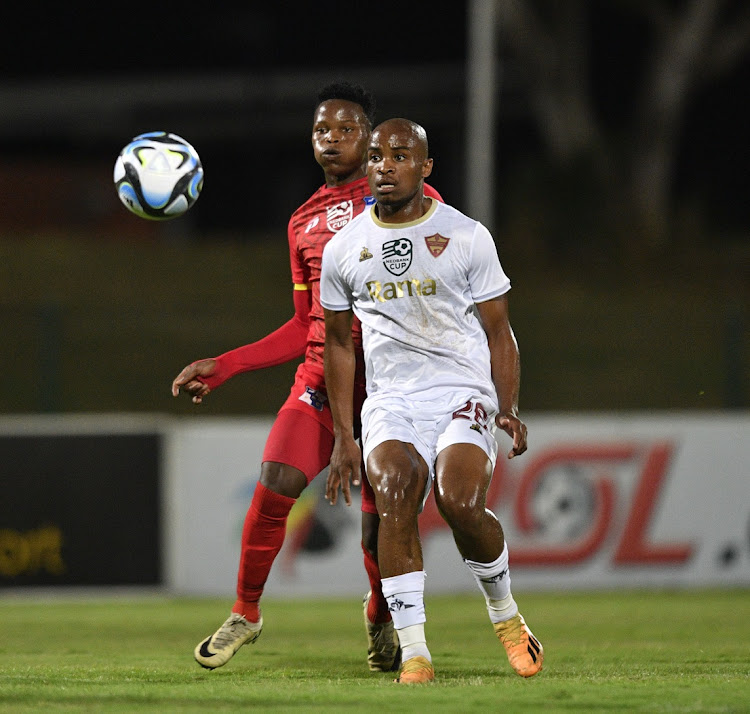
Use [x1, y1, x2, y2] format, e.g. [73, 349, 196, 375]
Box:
[114, 131, 204, 220]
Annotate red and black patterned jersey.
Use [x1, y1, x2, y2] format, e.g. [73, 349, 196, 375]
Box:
[288, 177, 443, 380]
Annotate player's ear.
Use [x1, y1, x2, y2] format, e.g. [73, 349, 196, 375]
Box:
[422, 158, 433, 179]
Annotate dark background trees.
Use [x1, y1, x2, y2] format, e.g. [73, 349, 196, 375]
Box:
[0, 1, 747, 413]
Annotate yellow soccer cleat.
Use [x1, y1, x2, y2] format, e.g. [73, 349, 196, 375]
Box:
[363, 591, 402, 672]
[494, 613, 544, 678]
[194, 613, 263, 669]
[395, 655, 435, 684]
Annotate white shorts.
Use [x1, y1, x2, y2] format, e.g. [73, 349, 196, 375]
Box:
[361, 391, 499, 508]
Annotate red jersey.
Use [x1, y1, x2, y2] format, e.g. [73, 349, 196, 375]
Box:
[289, 177, 443, 380]
[288, 176, 370, 380]
[204, 177, 443, 390]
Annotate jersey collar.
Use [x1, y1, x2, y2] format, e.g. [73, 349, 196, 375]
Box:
[370, 197, 438, 228]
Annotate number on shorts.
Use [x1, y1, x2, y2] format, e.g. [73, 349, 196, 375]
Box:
[452, 400, 489, 430]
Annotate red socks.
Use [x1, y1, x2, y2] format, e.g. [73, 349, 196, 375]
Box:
[362, 542, 391, 624]
[232, 598, 261, 623]
[232, 482, 390, 627]
[234, 482, 296, 619]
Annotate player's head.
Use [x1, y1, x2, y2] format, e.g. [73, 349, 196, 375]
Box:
[316, 82, 376, 128]
[312, 82, 376, 184]
[367, 118, 433, 209]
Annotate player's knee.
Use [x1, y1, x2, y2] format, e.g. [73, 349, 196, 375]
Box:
[361, 511, 379, 555]
[435, 491, 484, 533]
[260, 462, 307, 499]
[369, 441, 424, 486]
[373, 470, 425, 517]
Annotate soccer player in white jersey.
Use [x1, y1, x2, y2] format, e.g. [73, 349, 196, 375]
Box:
[320, 118, 544, 684]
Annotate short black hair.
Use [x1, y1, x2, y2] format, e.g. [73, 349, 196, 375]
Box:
[316, 81, 377, 128]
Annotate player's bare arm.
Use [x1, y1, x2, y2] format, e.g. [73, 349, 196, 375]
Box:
[323, 307, 362, 506]
[476, 295, 528, 459]
[171, 358, 217, 404]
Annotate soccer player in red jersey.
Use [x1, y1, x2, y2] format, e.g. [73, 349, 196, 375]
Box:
[171, 82, 443, 672]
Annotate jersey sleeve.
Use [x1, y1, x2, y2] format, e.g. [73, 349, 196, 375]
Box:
[319, 240, 352, 312]
[468, 223, 511, 303]
[288, 215, 308, 286]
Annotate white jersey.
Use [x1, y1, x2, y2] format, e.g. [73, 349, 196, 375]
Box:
[320, 198, 510, 406]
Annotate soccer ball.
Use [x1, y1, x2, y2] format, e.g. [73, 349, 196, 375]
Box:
[114, 131, 204, 220]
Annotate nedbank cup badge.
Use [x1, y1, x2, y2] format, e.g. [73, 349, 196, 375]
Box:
[327, 201, 353, 232]
[382, 238, 413, 276]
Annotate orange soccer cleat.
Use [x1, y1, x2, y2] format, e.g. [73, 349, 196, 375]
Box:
[494, 613, 544, 678]
[395, 655, 435, 684]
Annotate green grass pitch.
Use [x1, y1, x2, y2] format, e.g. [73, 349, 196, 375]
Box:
[1, 589, 748, 713]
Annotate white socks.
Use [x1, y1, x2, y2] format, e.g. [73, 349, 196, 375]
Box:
[463, 542, 519, 624]
[381, 548, 518, 663]
[382, 570, 430, 662]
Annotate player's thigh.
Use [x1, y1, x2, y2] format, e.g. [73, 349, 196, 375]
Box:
[434, 399, 497, 512]
[434, 441, 494, 515]
[367, 439, 429, 515]
[262, 406, 334, 491]
[363, 399, 435, 512]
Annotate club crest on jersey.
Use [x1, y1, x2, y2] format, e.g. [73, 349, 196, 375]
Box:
[382, 238, 413, 276]
[327, 201, 354, 232]
[425, 233, 450, 257]
[299, 386, 327, 412]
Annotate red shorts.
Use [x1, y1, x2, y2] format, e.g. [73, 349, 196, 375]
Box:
[262, 362, 376, 514]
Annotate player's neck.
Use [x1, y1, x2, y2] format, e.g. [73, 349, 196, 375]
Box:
[375, 195, 431, 224]
[324, 166, 366, 189]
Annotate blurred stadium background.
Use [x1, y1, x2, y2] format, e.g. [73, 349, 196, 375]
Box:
[1, 2, 748, 596]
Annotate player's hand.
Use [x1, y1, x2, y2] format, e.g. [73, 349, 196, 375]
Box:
[171, 359, 216, 404]
[326, 435, 362, 507]
[496, 412, 528, 459]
